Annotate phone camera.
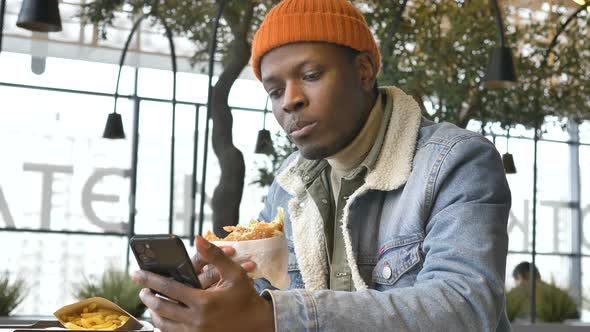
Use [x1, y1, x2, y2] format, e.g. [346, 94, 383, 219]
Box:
[134, 244, 146, 254]
[145, 248, 156, 258]
[139, 254, 150, 263]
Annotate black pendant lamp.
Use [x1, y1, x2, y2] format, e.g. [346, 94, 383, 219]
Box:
[254, 96, 275, 155]
[483, 0, 517, 88]
[502, 129, 517, 174]
[16, 0, 62, 32]
[103, 112, 125, 139]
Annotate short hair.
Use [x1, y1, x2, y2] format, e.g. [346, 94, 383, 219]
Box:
[337, 45, 379, 95]
[512, 261, 541, 280]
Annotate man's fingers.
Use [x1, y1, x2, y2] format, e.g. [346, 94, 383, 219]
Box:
[198, 266, 221, 289]
[241, 261, 256, 272]
[199, 261, 257, 289]
[131, 270, 193, 304]
[148, 309, 181, 332]
[139, 288, 189, 321]
[192, 246, 235, 273]
[196, 236, 243, 278]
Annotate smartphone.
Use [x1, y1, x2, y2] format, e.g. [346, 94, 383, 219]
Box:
[130, 234, 202, 291]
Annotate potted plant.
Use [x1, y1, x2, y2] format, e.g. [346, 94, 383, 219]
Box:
[0, 272, 27, 316]
[73, 268, 146, 318]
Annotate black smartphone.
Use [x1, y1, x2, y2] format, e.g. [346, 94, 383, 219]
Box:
[130, 234, 202, 291]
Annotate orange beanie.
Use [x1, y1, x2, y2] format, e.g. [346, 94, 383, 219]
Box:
[251, 0, 381, 81]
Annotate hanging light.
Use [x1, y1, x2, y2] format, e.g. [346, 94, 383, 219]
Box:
[502, 129, 516, 174]
[571, 0, 590, 13]
[254, 96, 275, 155]
[483, 47, 517, 89]
[502, 153, 517, 174]
[102, 112, 125, 139]
[16, 0, 62, 32]
[483, 0, 517, 89]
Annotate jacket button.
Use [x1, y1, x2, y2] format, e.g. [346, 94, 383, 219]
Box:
[304, 175, 310, 181]
[299, 202, 304, 207]
[321, 199, 328, 204]
[383, 264, 392, 279]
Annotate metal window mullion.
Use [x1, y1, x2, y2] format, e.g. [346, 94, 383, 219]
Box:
[567, 119, 582, 306]
[125, 67, 141, 272]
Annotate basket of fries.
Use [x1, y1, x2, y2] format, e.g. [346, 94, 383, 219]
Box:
[204, 207, 289, 289]
[53, 297, 152, 331]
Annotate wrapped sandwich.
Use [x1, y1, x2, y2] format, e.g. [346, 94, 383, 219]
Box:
[204, 207, 284, 241]
[204, 208, 289, 289]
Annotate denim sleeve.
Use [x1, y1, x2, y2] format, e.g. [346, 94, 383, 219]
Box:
[263, 136, 511, 332]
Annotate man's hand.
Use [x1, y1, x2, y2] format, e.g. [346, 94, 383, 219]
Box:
[192, 245, 256, 289]
[132, 236, 274, 332]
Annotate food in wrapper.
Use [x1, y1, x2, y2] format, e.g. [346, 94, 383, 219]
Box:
[204, 207, 284, 241]
[204, 208, 290, 289]
[54, 297, 146, 331]
[60, 302, 129, 330]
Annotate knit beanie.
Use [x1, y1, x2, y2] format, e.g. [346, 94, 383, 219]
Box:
[251, 0, 381, 81]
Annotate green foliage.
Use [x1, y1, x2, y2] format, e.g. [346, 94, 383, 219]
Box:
[505, 280, 579, 323]
[79, 0, 278, 66]
[364, 0, 590, 128]
[0, 272, 27, 316]
[251, 131, 297, 189]
[73, 269, 146, 318]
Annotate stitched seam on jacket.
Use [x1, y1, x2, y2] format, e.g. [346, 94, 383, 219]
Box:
[424, 135, 484, 211]
[373, 243, 421, 285]
[379, 233, 424, 254]
[303, 290, 320, 332]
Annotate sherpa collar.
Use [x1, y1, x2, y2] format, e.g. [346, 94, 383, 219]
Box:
[276, 86, 423, 291]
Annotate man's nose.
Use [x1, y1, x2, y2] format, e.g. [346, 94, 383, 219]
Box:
[281, 82, 307, 112]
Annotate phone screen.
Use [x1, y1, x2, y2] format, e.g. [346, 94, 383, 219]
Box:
[130, 234, 202, 291]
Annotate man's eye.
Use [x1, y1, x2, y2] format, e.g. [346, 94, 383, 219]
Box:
[303, 72, 321, 81]
[268, 88, 284, 99]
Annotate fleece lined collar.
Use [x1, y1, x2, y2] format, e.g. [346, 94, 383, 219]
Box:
[276, 86, 423, 290]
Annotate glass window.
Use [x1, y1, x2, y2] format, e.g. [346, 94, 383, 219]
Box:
[1, 46, 588, 322]
[504, 137, 534, 252]
[535, 141, 575, 254]
[0, 232, 127, 316]
[579, 120, 590, 144]
[0, 84, 132, 233]
[0, 52, 135, 95]
[541, 117, 569, 142]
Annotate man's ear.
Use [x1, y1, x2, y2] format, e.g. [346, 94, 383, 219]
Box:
[355, 52, 377, 92]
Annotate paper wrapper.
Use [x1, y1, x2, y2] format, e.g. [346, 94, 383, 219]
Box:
[212, 234, 289, 289]
[54, 297, 147, 331]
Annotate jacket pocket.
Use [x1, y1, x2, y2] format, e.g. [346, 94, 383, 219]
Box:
[372, 234, 422, 287]
[288, 243, 305, 289]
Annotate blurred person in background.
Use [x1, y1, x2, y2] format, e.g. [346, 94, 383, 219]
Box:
[506, 261, 579, 322]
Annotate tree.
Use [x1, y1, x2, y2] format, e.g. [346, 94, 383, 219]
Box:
[80, 0, 278, 236]
[81, 0, 590, 234]
[363, 0, 590, 129]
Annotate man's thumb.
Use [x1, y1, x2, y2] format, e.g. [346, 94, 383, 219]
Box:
[196, 236, 240, 277]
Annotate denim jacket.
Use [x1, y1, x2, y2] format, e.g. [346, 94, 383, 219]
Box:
[257, 86, 511, 331]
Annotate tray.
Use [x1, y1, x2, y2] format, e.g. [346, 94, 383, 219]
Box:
[0, 320, 154, 331]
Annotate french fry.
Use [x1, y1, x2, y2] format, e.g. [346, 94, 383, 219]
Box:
[61, 302, 130, 330]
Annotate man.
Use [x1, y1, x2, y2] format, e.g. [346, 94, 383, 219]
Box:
[507, 262, 579, 321]
[131, 0, 512, 331]
[512, 261, 541, 286]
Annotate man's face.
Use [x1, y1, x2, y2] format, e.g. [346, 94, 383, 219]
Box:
[260, 42, 373, 160]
